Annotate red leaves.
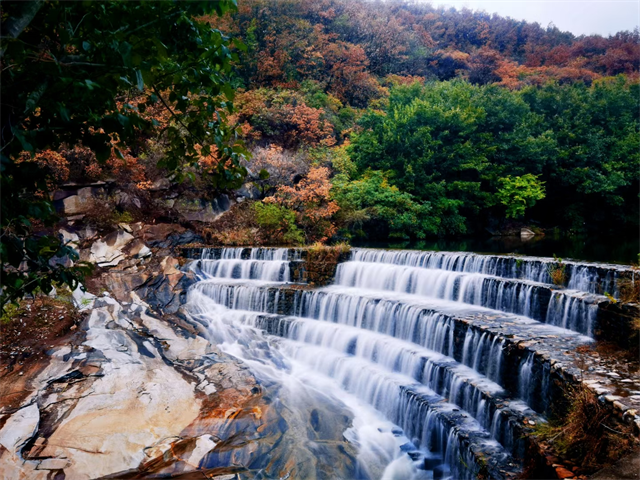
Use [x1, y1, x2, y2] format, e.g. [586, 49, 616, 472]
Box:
[266, 167, 340, 243]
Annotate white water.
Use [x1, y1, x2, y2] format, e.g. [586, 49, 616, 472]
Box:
[184, 247, 611, 478]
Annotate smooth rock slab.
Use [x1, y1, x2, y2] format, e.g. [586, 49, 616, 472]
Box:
[90, 230, 134, 267]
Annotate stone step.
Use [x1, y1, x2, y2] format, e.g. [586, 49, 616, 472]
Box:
[190, 281, 640, 435]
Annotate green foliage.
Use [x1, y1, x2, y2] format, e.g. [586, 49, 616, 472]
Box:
[348, 78, 639, 236]
[254, 202, 304, 245]
[114, 211, 135, 224]
[2, 0, 246, 180]
[332, 171, 438, 239]
[496, 174, 546, 219]
[0, 155, 94, 309]
[1, 0, 243, 305]
[1, 302, 23, 325]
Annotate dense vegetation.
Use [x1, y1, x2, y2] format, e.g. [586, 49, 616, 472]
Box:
[0, 0, 242, 305]
[218, 0, 639, 242]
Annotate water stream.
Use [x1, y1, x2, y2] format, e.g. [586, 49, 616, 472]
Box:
[184, 247, 623, 479]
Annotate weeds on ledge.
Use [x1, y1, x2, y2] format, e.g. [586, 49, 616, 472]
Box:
[547, 254, 567, 286]
[307, 242, 351, 262]
[533, 384, 637, 472]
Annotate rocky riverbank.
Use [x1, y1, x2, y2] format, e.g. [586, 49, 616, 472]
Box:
[0, 225, 359, 480]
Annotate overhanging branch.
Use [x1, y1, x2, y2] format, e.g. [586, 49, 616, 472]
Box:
[0, 0, 45, 59]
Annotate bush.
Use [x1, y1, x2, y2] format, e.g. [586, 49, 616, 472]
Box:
[547, 255, 567, 286]
[332, 170, 438, 239]
[254, 202, 305, 245]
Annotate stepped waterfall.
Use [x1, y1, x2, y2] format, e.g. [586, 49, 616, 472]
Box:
[184, 247, 626, 479]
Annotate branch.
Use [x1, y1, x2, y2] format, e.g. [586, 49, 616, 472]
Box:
[151, 84, 204, 146]
[0, 0, 45, 59]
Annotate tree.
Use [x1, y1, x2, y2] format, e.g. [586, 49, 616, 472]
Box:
[332, 170, 438, 239]
[495, 174, 546, 219]
[1, 0, 244, 307]
[266, 167, 339, 242]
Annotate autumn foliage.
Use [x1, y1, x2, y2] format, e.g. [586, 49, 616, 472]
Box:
[223, 0, 638, 95]
[266, 167, 340, 242]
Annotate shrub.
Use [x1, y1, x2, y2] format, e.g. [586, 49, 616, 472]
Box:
[254, 202, 304, 245]
[266, 167, 339, 243]
[331, 170, 438, 240]
[496, 174, 546, 219]
[547, 255, 567, 286]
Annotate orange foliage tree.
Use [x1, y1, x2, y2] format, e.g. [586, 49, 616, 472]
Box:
[266, 166, 339, 242]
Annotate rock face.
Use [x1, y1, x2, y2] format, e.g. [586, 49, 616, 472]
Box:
[0, 295, 202, 479]
[173, 195, 231, 222]
[1, 235, 359, 479]
[89, 230, 134, 267]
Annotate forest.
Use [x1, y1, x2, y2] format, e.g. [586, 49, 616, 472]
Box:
[219, 0, 640, 242]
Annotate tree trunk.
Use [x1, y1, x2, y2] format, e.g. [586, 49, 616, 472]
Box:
[0, 0, 44, 59]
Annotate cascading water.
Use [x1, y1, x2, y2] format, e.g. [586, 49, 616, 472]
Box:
[184, 247, 611, 479]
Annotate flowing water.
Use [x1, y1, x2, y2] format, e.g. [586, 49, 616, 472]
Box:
[184, 247, 628, 479]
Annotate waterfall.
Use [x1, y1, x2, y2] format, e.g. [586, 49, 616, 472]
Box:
[352, 248, 627, 298]
[194, 258, 291, 282]
[183, 247, 612, 478]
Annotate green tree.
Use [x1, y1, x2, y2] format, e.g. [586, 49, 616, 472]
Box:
[1, 0, 245, 307]
[254, 202, 304, 245]
[332, 170, 438, 239]
[495, 174, 546, 218]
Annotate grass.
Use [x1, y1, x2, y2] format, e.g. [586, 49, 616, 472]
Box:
[533, 383, 637, 472]
[307, 242, 351, 262]
[547, 255, 567, 286]
[1, 302, 23, 324]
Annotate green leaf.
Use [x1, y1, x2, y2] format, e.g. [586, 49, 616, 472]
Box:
[135, 70, 144, 91]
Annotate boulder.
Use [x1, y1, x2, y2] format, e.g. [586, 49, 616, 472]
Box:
[60, 186, 102, 215]
[521, 227, 536, 238]
[79, 225, 98, 241]
[90, 230, 134, 267]
[173, 195, 231, 223]
[113, 190, 142, 210]
[126, 239, 152, 259]
[143, 224, 185, 247]
[150, 178, 171, 191]
[142, 224, 203, 249]
[58, 229, 80, 248]
[237, 183, 261, 200]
